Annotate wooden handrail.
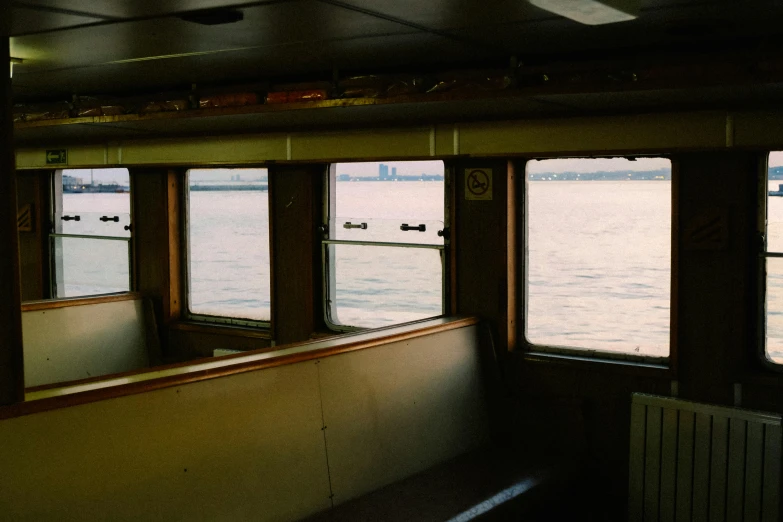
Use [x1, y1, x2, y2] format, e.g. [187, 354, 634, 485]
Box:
[1, 315, 481, 420]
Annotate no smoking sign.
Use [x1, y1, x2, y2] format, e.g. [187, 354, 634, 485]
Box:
[465, 168, 492, 201]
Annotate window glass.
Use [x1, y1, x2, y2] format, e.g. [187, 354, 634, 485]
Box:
[326, 161, 445, 328]
[525, 157, 671, 358]
[765, 153, 783, 364]
[53, 169, 131, 297]
[187, 168, 270, 322]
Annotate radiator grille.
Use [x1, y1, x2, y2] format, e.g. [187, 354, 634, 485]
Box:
[629, 394, 782, 522]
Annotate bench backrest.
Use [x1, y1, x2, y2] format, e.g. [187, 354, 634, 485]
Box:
[0, 317, 488, 521]
[22, 296, 156, 387]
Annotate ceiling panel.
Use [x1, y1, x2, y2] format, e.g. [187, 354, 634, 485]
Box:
[10, 0, 419, 71]
[11, 6, 105, 35]
[318, 0, 551, 30]
[11, 0, 284, 21]
[318, 0, 724, 32]
[11, 33, 490, 98]
[447, 2, 783, 57]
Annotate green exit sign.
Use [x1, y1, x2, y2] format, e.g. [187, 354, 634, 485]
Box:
[46, 149, 67, 165]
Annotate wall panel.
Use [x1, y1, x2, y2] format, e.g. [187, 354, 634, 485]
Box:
[291, 128, 433, 161]
[319, 327, 490, 505]
[0, 362, 330, 522]
[458, 112, 727, 155]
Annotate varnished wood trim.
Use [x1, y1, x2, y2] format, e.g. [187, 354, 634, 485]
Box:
[169, 321, 272, 339]
[166, 170, 182, 322]
[21, 292, 142, 312]
[448, 163, 458, 315]
[2, 316, 480, 420]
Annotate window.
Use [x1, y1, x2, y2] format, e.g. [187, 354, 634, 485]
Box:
[323, 161, 446, 328]
[764, 153, 783, 364]
[186, 168, 270, 323]
[52, 169, 131, 298]
[525, 157, 671, 359]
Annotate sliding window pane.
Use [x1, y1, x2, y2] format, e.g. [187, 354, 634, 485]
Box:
[53, 237, 130, 297]
[328, 244, 443, 328]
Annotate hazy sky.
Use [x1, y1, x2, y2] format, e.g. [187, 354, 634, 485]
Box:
[63, 168, 129, 185]
[526, 157, 671, 174]
[188, 168, 267, 182]
[62, 158, 674, 185]
[336, 161, 444, 177]
[770, 152, 783, 168]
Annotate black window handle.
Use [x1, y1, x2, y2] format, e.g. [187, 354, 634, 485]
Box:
[343, 222, 367, 230]
[100, 216, 120, 222]
[400, 223, 426, 232]
[61, 215, 80, 221]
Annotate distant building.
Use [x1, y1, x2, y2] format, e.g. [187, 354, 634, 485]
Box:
[62, 175, 83, 191]
[338, 174, 351, 181]
[379, 164, 389, 179]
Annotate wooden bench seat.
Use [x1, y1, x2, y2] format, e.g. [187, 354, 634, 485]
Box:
[303, 444, 583, 522]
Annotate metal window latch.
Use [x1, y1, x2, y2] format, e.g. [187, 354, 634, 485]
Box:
[124, 224, 132, 232]
[61, 215, 80, 221]
[437, 227, 450, 239]
[343, 222, 368, 230]
[401, 223, 426, 232]
[100, 216, 120, 222]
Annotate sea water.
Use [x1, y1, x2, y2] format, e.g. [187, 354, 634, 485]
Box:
[60, 178, 783, 360]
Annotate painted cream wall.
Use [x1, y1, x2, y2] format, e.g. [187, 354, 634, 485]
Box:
[22, 299, 151, 387]
[0, 323, 488, 521]
[0, 361, 330, 522]
[319, 327, 489, 505]
[15, 111, 744, 170]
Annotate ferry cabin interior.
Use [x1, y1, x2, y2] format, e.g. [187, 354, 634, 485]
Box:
[4, 1, 783, 521]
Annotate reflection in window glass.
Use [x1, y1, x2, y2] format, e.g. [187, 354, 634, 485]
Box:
[53, 169, 131, 297]
[327, 161, 445, 328]
[53, 237, 130, 296]
[331, 244, 443, 327]
[765, 152, 783, 364]
[526, 158, 671, 357]
[187, 169, 270, 322]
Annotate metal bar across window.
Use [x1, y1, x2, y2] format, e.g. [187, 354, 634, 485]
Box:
[322, 239, 444, 250]
[50, 233, 131, 242]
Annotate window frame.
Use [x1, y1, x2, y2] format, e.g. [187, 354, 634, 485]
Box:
[182, 166, 272, 328]
[321, 162, 450, 332]
[520, 155, 674, 365]
[49, 168, 135, 299]
[760, 151, 783, 370]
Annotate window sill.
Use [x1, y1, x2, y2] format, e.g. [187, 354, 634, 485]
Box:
[21, 292, 141, 312]
[520, 349, 673, 377]
[169, 321, 272, 340]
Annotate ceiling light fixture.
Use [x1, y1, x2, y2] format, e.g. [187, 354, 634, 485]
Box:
[527, 0, 639, 25]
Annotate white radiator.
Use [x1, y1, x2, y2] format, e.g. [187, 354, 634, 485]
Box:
[629, 393, 782, 522]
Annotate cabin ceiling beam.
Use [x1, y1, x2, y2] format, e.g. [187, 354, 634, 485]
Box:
[0, 0, 25, 405]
